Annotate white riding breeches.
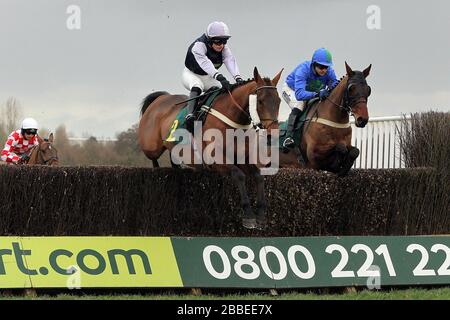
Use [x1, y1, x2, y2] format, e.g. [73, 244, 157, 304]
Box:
[282, 83, 305, 111]
[182, 67, 222, 92]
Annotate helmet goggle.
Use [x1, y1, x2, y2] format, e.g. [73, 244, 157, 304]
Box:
[211, 37, 228, 45]
[314, 62, 329, 70]
[24, 129, 38, 135]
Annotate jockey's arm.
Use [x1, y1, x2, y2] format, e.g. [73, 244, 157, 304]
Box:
[327, 68, 339, 89]
[191, 42, 220, 77]
[222, 46, 241, 80]
[294, 72, 318, 101]
[0, 136, 20, 164]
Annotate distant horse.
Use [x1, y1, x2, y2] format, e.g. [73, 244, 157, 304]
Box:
[139, 67, 283, 229]
[27, 133, 59, 166]
[280, 62, 371, 176]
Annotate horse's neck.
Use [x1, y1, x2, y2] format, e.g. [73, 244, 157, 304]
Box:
[319, 76, 349, 121]
[217, 81, 256, 124]
[27, 145, 39, 164]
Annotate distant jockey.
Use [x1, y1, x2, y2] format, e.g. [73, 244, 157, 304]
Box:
[1, 117, 39, 164]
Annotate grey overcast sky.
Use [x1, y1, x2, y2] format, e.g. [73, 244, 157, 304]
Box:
[0, 0, 448, 138]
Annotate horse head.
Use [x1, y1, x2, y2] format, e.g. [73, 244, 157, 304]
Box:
[252, 67, 283, 134]
[30, 133, 59, 166]
[345, 62, 372, 128]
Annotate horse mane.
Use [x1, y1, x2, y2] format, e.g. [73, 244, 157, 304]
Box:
[329, 71, 367, 94]
[227, 78, 255, 93]
[227, 77, 272, 93]
[328, 75, 346, 93]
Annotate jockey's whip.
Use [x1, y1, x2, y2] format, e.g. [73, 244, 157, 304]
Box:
[175, 88, 222, 106]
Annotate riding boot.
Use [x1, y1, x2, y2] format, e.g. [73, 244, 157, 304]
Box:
[283, 108, 301, 149]
[185, 87, 202, 133]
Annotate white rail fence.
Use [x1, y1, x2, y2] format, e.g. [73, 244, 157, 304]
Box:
[351, 115, 410, 169]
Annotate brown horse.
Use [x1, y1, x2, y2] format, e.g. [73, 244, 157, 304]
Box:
[139, 67, 283, 229]
[27, 133, 59, 166]
[280, 62, 371, 176]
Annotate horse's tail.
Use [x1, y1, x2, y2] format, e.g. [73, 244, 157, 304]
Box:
[140, 91, 169, 116]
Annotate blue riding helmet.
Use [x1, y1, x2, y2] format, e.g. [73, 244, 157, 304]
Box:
[312, 48, 333, 67]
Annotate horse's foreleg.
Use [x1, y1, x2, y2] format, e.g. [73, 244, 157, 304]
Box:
[231, 166, 257, 229]
[337, 146, 360, 177]
[328, 144, 348, 173]
[279, 150, 305, 168]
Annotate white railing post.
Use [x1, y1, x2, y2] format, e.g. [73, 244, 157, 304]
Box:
[351, 115, 411, 169]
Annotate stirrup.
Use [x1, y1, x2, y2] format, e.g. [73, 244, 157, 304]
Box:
[185, 113, 195, 133]
[283, 136, 295, 149]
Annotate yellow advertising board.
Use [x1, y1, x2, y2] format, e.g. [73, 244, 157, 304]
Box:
[0, 237, 182, 288]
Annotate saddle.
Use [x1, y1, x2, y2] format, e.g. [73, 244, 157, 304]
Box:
[194, 87, 223, 123]
[279, 97, 320, 149]
[164, 88, 223, 144]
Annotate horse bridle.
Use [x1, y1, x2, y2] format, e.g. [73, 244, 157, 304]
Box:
[227, 84, 279, 130]
[326, 77, 371, 115]
[252, 85, 279, 129]
[31, 143, 59, 165]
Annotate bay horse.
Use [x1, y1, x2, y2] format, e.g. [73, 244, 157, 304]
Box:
[27, 133, 59, 166]
[279, 62, 371, 176]
[139, 67, 283, 229]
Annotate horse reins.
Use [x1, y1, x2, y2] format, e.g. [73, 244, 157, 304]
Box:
[227, 90, 251, 120]
[325, 77, 370, 116]
[42, 155, 59, 165]
[30, 143, 59, 165]
[227, 85, 279, 130]
[306, 78, 366, 131]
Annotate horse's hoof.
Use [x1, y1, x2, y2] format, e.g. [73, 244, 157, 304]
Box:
[242, 218, 257, 230]
[256, 222, 266, 231]
[349, 148, 360, 160]
[256, 216, 267, 230]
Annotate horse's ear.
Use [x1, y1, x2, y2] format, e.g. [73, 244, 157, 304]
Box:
[37, 135, 44, 144]
[48, 133, 54, 143]
[363, 64, 372, 78]
[345, 61, 354, 76]
[253, 67, 263, 84]
[271, 68, 284, 86]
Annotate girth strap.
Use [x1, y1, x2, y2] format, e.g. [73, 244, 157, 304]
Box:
[310, 117, 351, 128]
[200, 106, 253, 129]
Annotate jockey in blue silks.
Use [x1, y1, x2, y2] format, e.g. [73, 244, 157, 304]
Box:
[282, 48, 339, 149]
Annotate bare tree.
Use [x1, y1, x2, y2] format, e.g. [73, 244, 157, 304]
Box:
[0, 97, 23, 144]
[2, 97, 23, 133]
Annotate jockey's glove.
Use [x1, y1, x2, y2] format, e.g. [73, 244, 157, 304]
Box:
[319, 89, 330, 101]
[18, 153, 29, 164]
[215, 74, 231, 91]
[235, 76, 244, 84]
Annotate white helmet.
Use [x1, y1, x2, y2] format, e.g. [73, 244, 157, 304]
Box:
[206, 21, 231, 39]
[21, 117, 39, 130]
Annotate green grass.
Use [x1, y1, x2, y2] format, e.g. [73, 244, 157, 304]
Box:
[1, 287, 449, 300]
